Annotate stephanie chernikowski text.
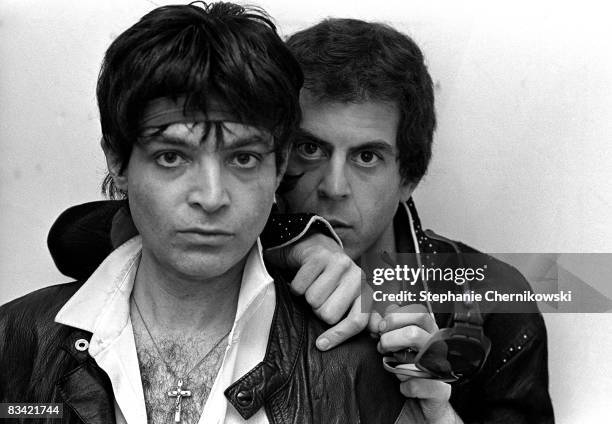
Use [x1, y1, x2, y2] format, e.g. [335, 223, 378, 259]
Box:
[372, 289, 573, 304]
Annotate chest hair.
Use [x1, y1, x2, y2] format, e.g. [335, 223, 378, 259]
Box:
[132, 327, 228, 424]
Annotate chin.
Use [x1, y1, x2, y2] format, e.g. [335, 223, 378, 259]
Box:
[178, 263, 233, 281]
[171, 253, 237, 280]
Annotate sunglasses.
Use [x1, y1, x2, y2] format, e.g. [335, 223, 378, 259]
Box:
[381, 230, 491, 383]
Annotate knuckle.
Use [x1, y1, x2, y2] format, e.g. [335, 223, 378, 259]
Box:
[378, 334, 391, 352]
[306, 250, 324, 263]
[384, 313, 398, 328]
[348, 267, 363, 287]
[305, 290, 323, 308]
[334, 253, 352, 268]
[402, 325, 419, 340]
[316, 305, 338, 324]
[400, 380, 417, 397]
[368, 315, 382, 333]
[290, 281, 307, 295]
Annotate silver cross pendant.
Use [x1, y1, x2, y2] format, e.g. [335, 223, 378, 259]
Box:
[167, 378, 192, 423]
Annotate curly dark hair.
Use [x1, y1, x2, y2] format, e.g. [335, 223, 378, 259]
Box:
[97, 2, 303, 198]
[286, 18, 435, 184]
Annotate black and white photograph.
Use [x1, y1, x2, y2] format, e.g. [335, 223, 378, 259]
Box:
[1, 0, 611, 422]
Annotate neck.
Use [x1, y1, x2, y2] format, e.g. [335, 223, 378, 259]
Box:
[132, 249, 244, 337]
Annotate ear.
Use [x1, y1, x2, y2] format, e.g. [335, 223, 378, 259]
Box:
[399, 180, 416, 203]
[101, 138, 128, 192]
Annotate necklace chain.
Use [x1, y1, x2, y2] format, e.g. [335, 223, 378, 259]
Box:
[131, 295, 231, 381]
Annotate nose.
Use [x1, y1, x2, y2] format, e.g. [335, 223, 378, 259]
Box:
[318, 155, 351, 200]
[186, 158, 230, 213]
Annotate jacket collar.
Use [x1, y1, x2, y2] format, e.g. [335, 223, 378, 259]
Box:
[55, 327, 117, 424]
[394, 198, 428, 253]
[54, 235, 274, 423]
[53, 272, 298, 423]
[55, 236, 273, 341]
[54, 236, 141, 338]
[224, 272, 305, 419]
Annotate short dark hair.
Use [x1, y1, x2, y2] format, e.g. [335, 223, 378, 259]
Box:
[286, 18, 435, 184]
[98, 2, 303, 198]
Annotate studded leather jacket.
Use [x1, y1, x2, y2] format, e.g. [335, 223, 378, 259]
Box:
[399, 200, 554, 423]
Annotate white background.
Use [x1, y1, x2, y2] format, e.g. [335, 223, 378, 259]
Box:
[1, 0, 611, 421]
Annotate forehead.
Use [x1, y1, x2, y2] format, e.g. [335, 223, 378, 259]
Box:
[298, 93, 400, 149]
[141, 121, 272, 148]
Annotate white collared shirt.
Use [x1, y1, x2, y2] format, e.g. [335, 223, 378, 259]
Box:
[55, 236, 274, 424]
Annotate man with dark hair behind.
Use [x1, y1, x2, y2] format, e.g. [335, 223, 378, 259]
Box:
[0, 4, 408, 423]
[282, 18, 553, 423]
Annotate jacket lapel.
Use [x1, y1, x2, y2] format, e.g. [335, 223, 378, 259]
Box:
[225, 275, 305, 420]
[56, 329, 116, 424]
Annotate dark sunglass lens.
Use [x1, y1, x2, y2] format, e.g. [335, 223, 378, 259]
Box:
[417, 339, 453, 378]
[418, 339, 484, 379]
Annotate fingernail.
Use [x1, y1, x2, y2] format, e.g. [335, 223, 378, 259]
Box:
[379, 320, 387, 332]
[317, 338, 330, 351]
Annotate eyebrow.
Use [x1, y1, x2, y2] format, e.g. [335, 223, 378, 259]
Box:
[139, 132, 274, 150]
[223, 134, 274, 150]
[139, 133, 197, 148]
[294, 128, 396, 155]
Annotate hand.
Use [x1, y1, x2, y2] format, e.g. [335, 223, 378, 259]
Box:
[377, 304, 463, 424]
[265, 233, 372, 351]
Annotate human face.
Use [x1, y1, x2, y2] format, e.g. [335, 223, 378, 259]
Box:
[283, 93, 413, 260]
[114, 120, 280, 282]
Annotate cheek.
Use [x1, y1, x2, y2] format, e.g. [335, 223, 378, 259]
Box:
[126, 166, 177, 236]
[353, 172, 402, 221]
[128, 181, 164, 236]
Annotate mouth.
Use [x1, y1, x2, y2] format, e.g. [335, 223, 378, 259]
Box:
[177, 228, 234, 243]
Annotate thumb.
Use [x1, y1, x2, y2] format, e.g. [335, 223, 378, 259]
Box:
[316, 298, 368, 351]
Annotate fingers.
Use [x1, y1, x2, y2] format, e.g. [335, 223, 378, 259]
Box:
[374, 303, 438, 354]
[303, 254, 353, 310]
[399, 380, 458, 423]
[316, 295, 369, 351]
[368, 310, 384, 336]
[399, 378, 451, 402]
[289, 258, 325, 295]
[379, 303, 437, 334]
[377, 324, 431, 354]
[314, 264, 364, 323]
[285, 233, 341, 267]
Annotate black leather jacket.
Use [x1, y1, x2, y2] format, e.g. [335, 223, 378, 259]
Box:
[0, 273, 406, 423]
[398, 200, 554, 423]
[19, 199, 553, 423]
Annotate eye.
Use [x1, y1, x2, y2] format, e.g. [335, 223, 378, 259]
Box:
[296, 142, 326, 160]
[229, 152, 260, 169]
[352, 150, 382, 167]
[155, 151, 188, 168]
